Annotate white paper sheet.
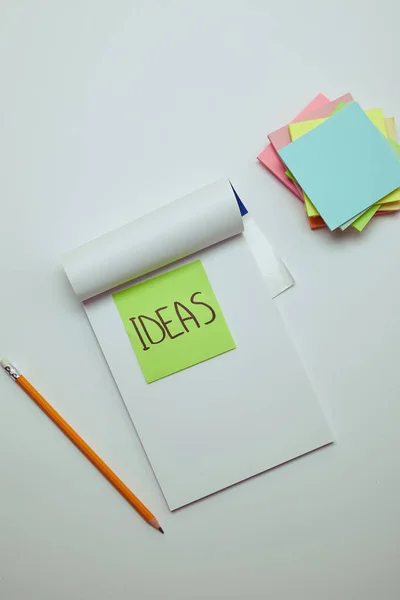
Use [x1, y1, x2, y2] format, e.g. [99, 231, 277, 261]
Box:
[84, 235, 332, 510]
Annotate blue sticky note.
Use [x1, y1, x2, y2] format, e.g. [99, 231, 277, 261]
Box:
[278, 102, 400, 230]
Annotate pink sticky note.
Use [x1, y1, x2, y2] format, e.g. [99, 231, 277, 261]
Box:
[257, 145, 304, 199]
[257, 93, 330, 199]
[268, 93, 354, 152]
[291, 93, 330, 121]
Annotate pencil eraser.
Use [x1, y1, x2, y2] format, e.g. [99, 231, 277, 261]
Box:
[1, 359, 20, 381]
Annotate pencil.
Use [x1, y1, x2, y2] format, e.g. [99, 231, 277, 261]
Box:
[1, 358, 164, 534]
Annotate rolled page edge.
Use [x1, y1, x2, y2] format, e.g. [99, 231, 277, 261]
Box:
[62, 179, 243, 302]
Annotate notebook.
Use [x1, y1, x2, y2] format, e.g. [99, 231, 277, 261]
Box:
[62, 179, 332, 510]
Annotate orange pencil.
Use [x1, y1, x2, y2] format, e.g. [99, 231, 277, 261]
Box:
[1, 359, 164, 534]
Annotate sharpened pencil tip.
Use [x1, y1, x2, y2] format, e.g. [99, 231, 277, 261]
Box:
[158, 527, 164, 534]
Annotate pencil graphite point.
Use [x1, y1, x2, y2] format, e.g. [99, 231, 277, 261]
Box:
[158, 527, 164, 534]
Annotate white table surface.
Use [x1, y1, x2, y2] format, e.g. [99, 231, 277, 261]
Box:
[1, 2, 400, 598]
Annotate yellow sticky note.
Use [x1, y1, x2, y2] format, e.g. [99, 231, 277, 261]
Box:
[378, 119, 400, 213]
[385, 117, 396, 141]
[289, 118, 326, 141]
[289, 109, 386, 140]
[366, 108, 387, 135]
[378, 201, 400, 212]
[372, 113, 400, 206]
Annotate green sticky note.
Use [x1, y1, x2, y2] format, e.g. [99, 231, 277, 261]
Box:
[303, 192, 319, 217]
[113, 260, 236, 383]
[351, 204, 380, 232]
[331, 101, 349, 115]
[285, 169, 296, 183]
[285, 169, 319, 217]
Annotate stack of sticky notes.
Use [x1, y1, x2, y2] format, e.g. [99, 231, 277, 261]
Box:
[257, 94, 400, 232]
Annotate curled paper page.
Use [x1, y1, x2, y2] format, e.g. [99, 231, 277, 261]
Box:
[62, 179, 243, 301]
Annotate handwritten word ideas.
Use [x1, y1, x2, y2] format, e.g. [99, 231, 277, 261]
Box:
[113, 260, 236, 383]
[129, 292, 216, 351]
